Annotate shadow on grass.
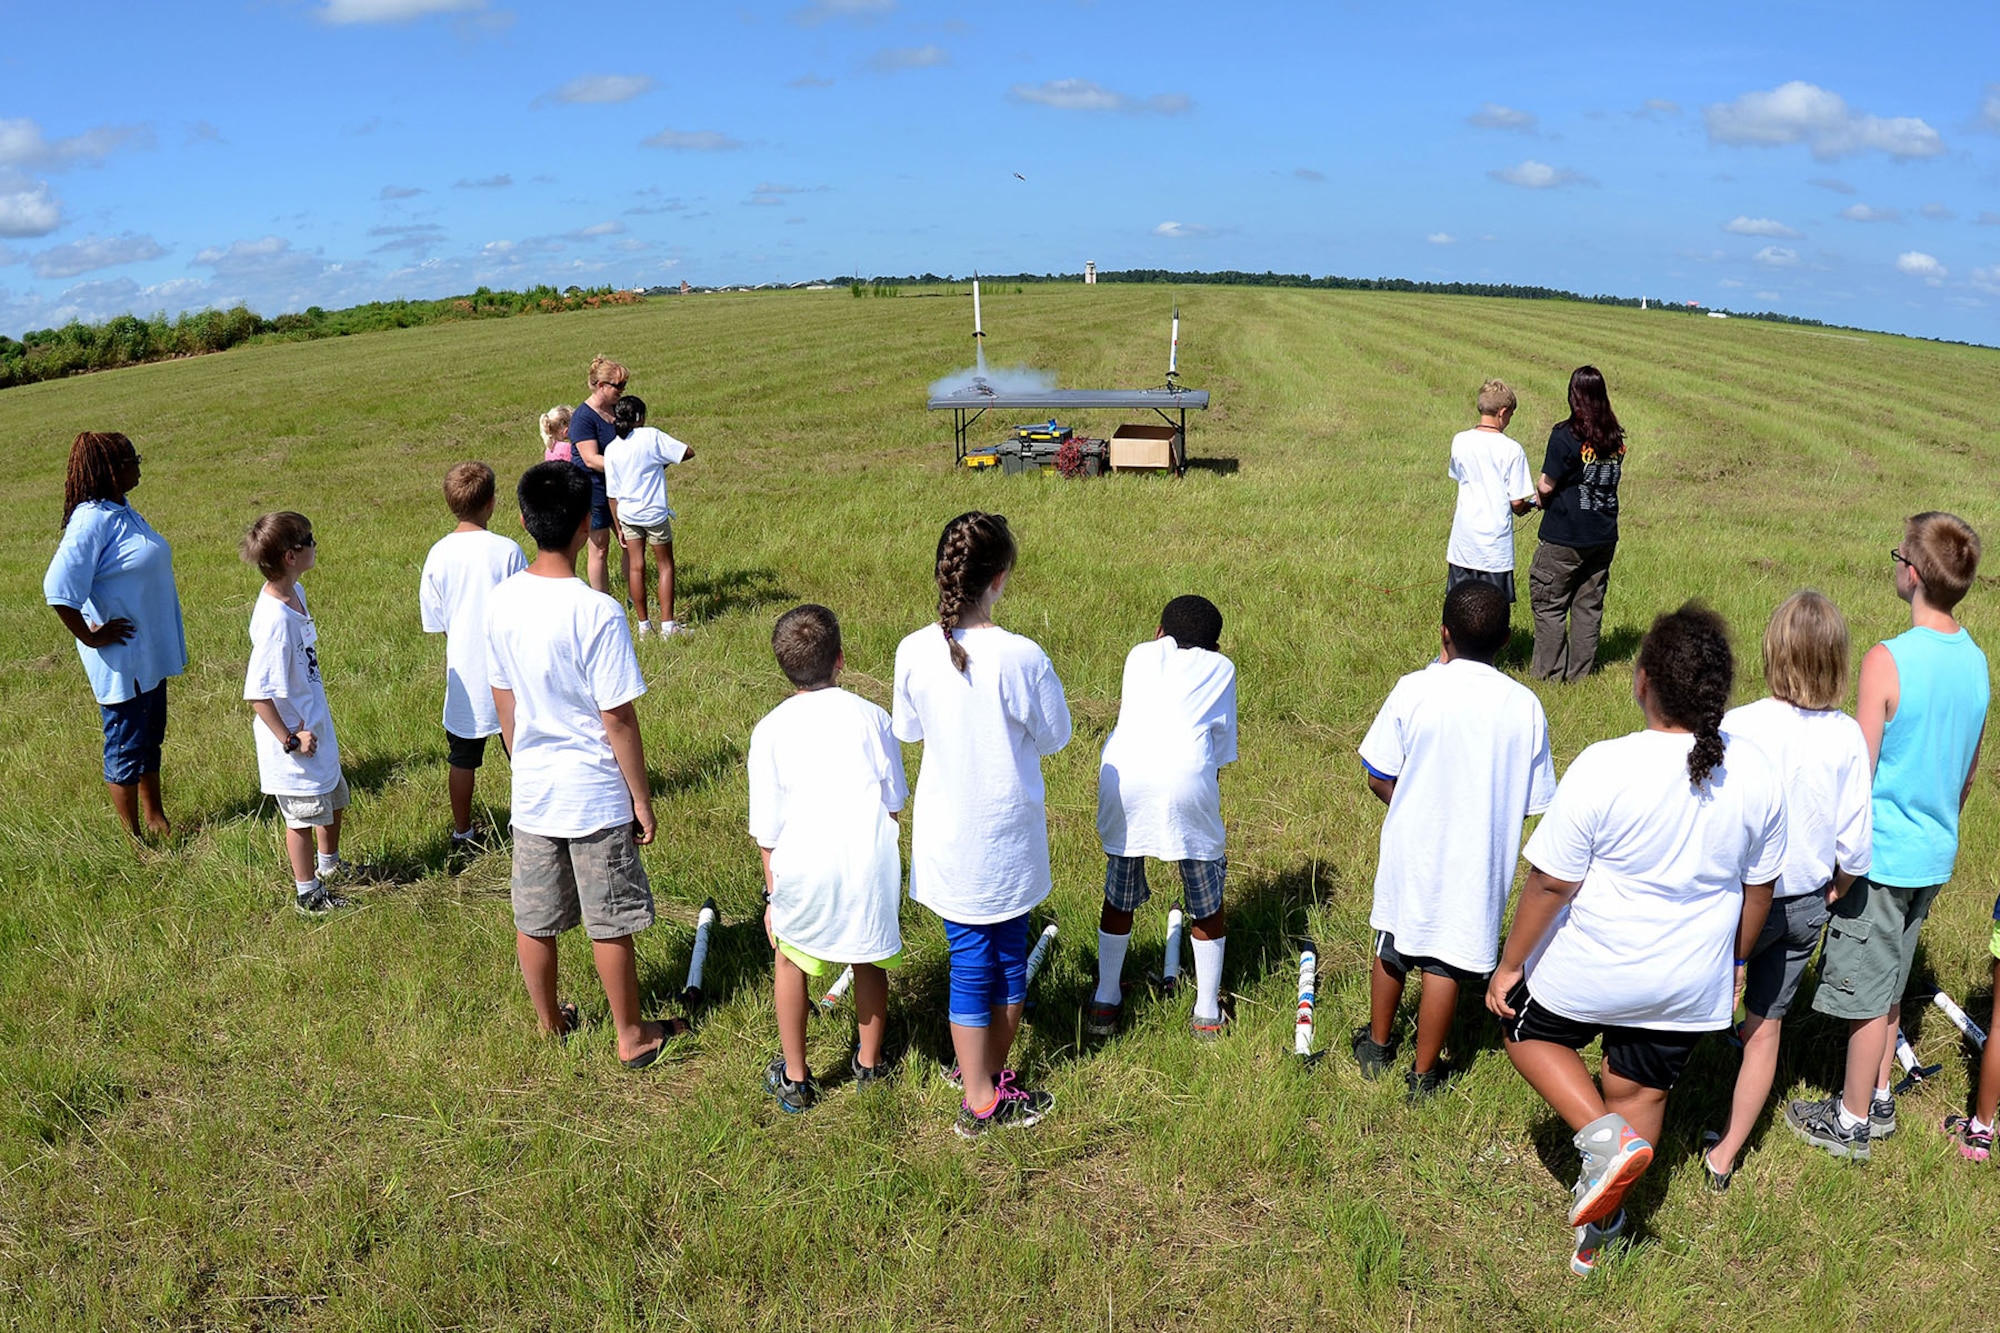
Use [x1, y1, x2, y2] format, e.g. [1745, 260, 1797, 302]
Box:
[647, 741, 745, 799]
[1496, 623, 1643, 674]
[679, 567, 795, 625]
[1184, 456, 1240, 476]
[643, 912, 773, 1021]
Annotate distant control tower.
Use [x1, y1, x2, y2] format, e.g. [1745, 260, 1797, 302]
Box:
[1085, 261, 1096, 285]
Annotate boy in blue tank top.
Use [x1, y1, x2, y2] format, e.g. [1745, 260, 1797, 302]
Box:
[1789, 512, 1988, 1162]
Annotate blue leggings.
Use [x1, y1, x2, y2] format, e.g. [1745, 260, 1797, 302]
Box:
[943, 913, 1031, 1028]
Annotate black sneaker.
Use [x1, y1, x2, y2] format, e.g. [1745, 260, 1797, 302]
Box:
[294, 887, 354, 915]
[851, 1052, 895, 1088]
[1869, 1093, 1897, 1140]
[954, 1070, 1053, 1139]
[1351, 1026, 1395, 1080]
[1784, 1093, 1870, 1161]
[763, 1055, 818, 1113]
[1404, 1061, 1457, 1102]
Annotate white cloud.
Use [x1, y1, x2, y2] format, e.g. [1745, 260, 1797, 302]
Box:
[1921, 202, 1955, 221]
[1724, 216, 1802, 238]
[1153, 221, 1217, 239]
[536, 74, 656, 107]
[643, 128, 744, 152]
[1753, 246, 1799, 268]
[0, 117, 152, 170]
[1978, 212, 2000, 227]
[31, 232, 165, 279]
[868, 45, 947, 72]
[1294, 167, 1325, 182]
[1808, 176, 1857, 194]
[1635, 98, 1681, 119]
[746, 182, 826, 208]
[379, 184, 425, 199]
[1467, 103, 1536, 133]
[316, 0, 484, 22]
[791, 0, 891, 25]
[0, 179, 61, 237]
[1704, 81, 1945, 160]
[1488, 159, 1593, 189]
[789, 74, 835, 89]
[1982, 85, 2000, 132]
[1839, 204, 1902, 223]
[1009, 79, 1191, 115]
[1895, 251, 1947, 284]
[1426, 232, 1455, 245]
[1971, 266, 2000, 296]
[1756, 290, 1781, 301]
[572, 221, 625, 238]
[453, 173, 512, 189]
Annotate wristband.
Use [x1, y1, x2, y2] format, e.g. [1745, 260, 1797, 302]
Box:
[1734, 958, 1747, 968]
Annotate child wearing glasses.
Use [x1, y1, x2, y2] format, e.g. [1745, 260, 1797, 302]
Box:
[1789, 513, 1988, 1163]
[241, 512, 360, 914]
[1356, 580, 1556, 1096]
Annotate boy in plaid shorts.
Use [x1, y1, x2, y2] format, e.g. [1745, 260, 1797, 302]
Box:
[1089, 596, 1238, 1039]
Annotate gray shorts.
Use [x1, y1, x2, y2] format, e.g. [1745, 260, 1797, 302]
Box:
[1743, 891, 1830, 1019]
[276, 775, 351, 830]
[1811, 876, 1946, 1021]
[1446, 562, 1517, 605]
[617, 516, 673, 547]
[512, 823, 655, 941]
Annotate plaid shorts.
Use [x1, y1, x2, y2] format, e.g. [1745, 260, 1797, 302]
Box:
[1102, 855, 1226, 919]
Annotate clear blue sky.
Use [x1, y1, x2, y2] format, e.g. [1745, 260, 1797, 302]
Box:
[2, 0, 1996, 342]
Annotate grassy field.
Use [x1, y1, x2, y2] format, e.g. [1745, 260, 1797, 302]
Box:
[1, 284, 1997, 1331]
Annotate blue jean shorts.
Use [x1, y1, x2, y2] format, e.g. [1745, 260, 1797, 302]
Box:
[943, 914, 1031, 1027]
[1102, 855, 1225, 920]
[100, 681, 167, 784]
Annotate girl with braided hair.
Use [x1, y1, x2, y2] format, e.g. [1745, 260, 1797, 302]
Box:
[43, 432, 188, 839]
[1486, 603, 1786, 1275]
[892, 511, 1072, 1137]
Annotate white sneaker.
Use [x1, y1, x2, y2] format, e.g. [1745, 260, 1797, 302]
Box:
[659, 620, 690, 637]
[635, 621, 654, 639]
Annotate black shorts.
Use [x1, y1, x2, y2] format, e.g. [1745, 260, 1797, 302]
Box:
[1376, 931, 1487, 984]
[1501, 981, 1706, 1092]
[446, 730, 490, 770]
[1447, 563, 1517, 605]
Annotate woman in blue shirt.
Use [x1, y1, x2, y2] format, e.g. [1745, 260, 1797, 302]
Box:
[43, 432, 188, 839]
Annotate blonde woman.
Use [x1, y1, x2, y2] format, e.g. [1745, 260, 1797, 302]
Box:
[1701, 591, 1872, 1189]
[568, 355, 628, 593]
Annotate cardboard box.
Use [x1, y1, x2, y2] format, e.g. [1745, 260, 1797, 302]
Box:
[1109, 423, 1181, 471]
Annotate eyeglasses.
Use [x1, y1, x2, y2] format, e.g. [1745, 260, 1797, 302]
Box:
[1890, 548, 1911, 568]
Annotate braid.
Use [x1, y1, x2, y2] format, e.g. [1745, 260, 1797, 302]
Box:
[62, 432, 129, 529]
[1636, 602, 1734, 788]
[933, 511, 1017, 676]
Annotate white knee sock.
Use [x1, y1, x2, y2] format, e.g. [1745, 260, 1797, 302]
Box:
[1192, 935, 1226, 1021]
[1094, 930, 1129, 1006]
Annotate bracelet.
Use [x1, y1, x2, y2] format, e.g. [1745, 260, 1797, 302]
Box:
[1734, 958, 1747, 968]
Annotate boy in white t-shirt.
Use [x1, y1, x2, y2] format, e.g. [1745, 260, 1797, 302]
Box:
[486, 461, 685, 1068]
[606, 394, 695, 639]
[241, 511, 360, 915]
[1357, 581, 1557, 1096]
[1446, 379, 1535, 604]
[419, 461, 527, 853]
[1088, 595, 1238, 1040]
[1486, 604, 1785, 1276]
[749, 604, 909, 1112]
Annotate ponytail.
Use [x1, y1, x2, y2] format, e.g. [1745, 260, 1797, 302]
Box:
[1635, 602, 1734, 787]
[934, 511, 1016, 675]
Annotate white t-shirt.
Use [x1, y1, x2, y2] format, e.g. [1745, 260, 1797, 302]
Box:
[419, 528, 527, 738]
[1521, 729, 1788, 1030]
[244, 583, 342, 797]
[1446, 427, 1533, 573]
[484, 572, 647, 838]
[748, 688, 909, 964]
[1723, 697, 1874, 899]
[892, 623, 1073, 925]
[1097, 637, 1238, 862]
[1358, 658, 1557, 972]
[603, 425, 690, 526]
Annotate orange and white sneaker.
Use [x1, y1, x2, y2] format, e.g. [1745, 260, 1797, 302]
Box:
[1568, 1117, 1654, 1228]
[1571, 1210, 1626, 1276]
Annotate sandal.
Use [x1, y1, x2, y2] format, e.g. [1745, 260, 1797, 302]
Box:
[1700, 1130, 1733, 1192]
[547, 1000, 580, 1044]
[620, 1016, 692, 1071]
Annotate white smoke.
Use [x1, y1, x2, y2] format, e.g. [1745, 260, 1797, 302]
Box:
[928, 359, 1058, 398]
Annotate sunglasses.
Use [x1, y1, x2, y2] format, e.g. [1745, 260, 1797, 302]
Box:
[294, 534, 317, 550]
[597, 379, 627, 393]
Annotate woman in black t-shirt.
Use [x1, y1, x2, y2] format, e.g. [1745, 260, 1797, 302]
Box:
[1528, 366, 1625, 682]
[569, 354, 628, 594]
